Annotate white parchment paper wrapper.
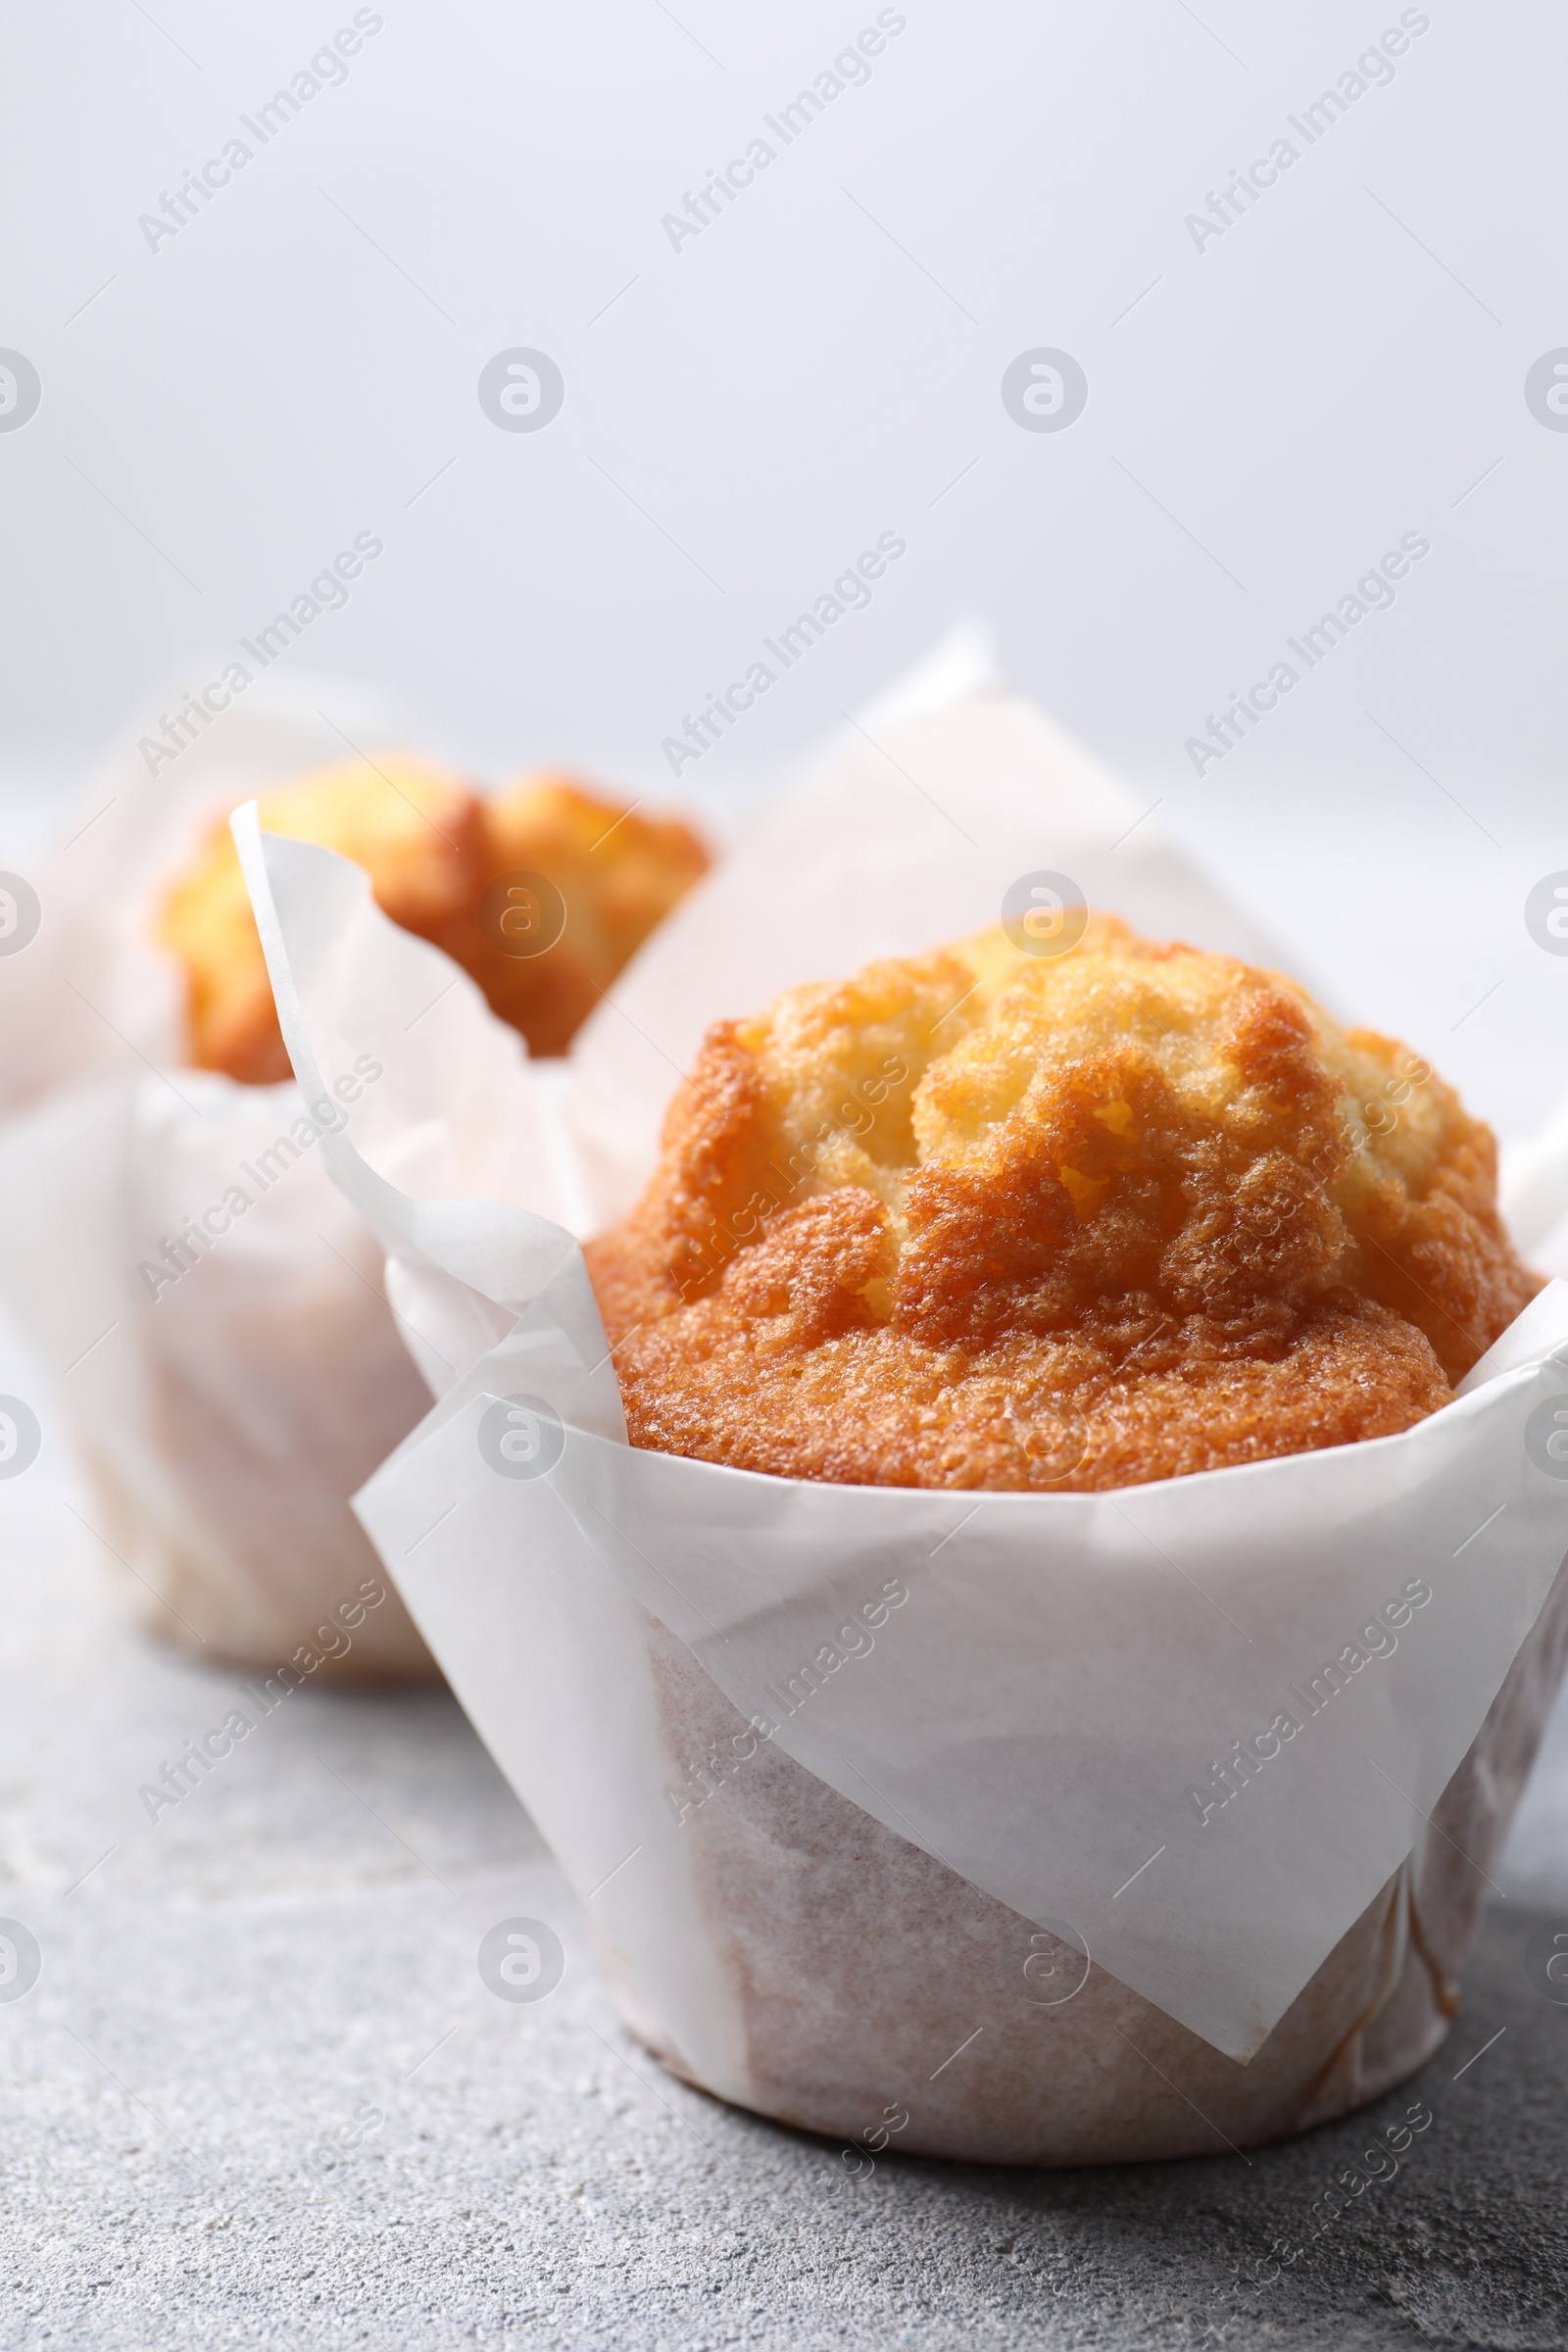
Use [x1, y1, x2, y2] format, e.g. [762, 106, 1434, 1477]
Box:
[233, 685, 1568, 2078]
[0, 683, 563, 1669]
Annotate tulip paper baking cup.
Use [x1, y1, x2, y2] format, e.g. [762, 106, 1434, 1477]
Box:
[0, 685, 566, 1671]
[233, 695, 1568, 2160]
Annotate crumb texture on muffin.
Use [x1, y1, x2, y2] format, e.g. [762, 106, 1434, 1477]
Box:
[157, 755, 709, 1080]
[585, 914, 1539, 1492]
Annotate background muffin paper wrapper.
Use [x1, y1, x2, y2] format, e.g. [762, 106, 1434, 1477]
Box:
[0, 685, 573, 1669]
[234, 728, 1568, 2070]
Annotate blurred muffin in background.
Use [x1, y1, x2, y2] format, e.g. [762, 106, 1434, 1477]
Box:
[437, 775, 712, 1059]
[158, 754, 710, 1080]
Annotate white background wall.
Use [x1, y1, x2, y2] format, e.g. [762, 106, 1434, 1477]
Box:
[2, 0, 1565, 1135]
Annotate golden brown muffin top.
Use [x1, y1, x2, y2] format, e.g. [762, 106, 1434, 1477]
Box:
[585, 914, 1539, 1493]
[156, 755, 710, 1081]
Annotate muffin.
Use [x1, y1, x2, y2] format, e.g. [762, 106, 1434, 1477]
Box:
[99, 749, 705, 1673]
[235, 831, 1566, 2159]
[158, 754, 710, 1081]
[587, 913, 1539, 1490]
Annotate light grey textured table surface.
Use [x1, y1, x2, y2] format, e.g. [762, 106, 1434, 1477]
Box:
[4, 1349, 1568, 2352]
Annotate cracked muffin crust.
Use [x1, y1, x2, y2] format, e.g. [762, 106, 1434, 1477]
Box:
[585, 913, 1539, 1492]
